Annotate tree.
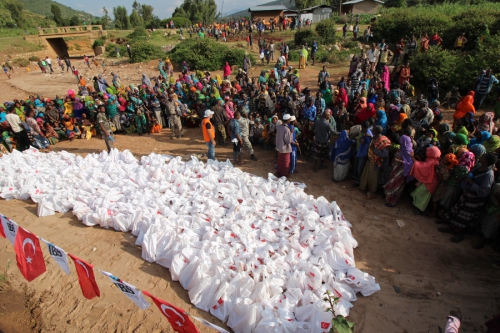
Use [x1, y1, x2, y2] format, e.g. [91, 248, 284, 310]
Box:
[294, 0, 322, 10]
[140, 4, 154, 25]
[173, 0, 219, 25]
[51, 4, 63, 26]
[130, 10, 142, 27]
[101, 7, 110, 29]
[69, 15, 80, 26]
[383, 0, 407, 8]
[4, 0, 26, 28]
[113, 6, 129, 30]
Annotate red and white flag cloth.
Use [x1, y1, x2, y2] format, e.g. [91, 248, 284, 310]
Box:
[1, 214, 18, 245]
[143, 290, 200, 333]
[40, 238, 70, 275]
[13, 227, 46, 282]
[68, 254, 100, 300]
[100, 270, 150, 310]
[191, 316, 229, 333]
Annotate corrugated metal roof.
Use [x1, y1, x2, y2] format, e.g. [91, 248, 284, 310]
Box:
[248, 5, 288, 12]
[343, 0, 384, 4]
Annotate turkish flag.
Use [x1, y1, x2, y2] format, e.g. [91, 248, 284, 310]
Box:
[68, 254, 100, 300]
[143, 290, 199, 333]
[321, 322, 331, 329]
[13, 227, 46, 282]
[0, 217, 5, 238]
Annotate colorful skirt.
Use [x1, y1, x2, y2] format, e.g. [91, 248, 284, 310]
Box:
[411, 183, 432, 212]
[276, 152, 290, 178]
[313, 141, 329, 161]
[384, 162, 405, 205]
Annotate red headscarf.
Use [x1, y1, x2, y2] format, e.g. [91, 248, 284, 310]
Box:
[410, 146, 441, 194]
[336, 88, 349, 107]
[355, 102, 376, 124]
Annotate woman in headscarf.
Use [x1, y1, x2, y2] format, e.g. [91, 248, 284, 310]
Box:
[476, 112, 495, 134]
[469, 130, 491, 147]
[449, 133, 469, 154]
[323, 88, 333, 106]
[469, 144, 486, 162]
[142, 74, 152, 88]
[410, 146, 441, 212]
[439, 153, 497, 243]
[384, 129, 414, 206]
[375, 109, 388, 133]
[453, 93, 475, 120]
[360, 125, 391, 200]
[391, 113, 408, 133]
[381, 66, 390, 91]
[437, 123, 453, 153]
[96, 74, 109, 93]
[335, 88, 348, 107]
[457, 148, 475, 172]
[330, 130, 356, 182]
[483, 135, 500, 153]
[355, 102, 376, 125]
[223, 61, 231, 80]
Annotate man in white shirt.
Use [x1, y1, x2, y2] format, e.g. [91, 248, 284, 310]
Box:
[6, 107, 30, 151]
[367, 43, 380, 73]
[45, 56, 54, 73]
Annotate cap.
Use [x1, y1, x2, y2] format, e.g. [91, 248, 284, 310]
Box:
[290, 115, 296, 121]
[283, 114, 291, 120]
[204, 109, 214, 117]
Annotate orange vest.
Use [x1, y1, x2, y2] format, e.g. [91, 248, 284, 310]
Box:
[202, 118, 215, 142]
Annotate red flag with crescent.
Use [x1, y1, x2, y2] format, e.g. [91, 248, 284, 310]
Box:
[68, 254, 100, 300]
[143, 290, 199, 333]
[13, 227, 46, 282]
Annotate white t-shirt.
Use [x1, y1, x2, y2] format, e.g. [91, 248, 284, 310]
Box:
[6, 113, 22, 133]
[367, 49, 380, 63]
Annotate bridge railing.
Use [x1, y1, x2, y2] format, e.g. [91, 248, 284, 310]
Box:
[38, 25, 103, 35]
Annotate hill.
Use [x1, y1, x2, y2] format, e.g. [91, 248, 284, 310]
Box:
[19, 0, 94, 23]
[224, 0, 295, 18]
[0, 1, 56, 29]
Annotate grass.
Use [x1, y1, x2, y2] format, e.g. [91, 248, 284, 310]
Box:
[0, 259, 11, 289]
[0, 36, 45, 57]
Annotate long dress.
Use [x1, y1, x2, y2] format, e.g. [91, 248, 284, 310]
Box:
[331, 130, 356, 182]
[384, 151, 405, 205]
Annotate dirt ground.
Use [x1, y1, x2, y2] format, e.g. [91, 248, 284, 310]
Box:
[0, 53, 500, 333]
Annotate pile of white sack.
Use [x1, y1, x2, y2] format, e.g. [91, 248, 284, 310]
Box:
[0, 148, 380, 333]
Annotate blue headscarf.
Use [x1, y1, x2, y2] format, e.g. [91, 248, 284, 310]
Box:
[330, 130, 356, 164]
[376, 109, 388, 131]
[468, 130, 491, 147]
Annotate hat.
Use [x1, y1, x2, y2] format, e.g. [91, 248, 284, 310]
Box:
[290, 115, 296, 121]
[204, 109, 214, 117]
[283, 114, 291, 120]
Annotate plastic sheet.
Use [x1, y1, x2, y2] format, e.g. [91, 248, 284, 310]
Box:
[0, 148, 380, 332]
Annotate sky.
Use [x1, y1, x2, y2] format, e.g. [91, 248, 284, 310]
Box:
[65, 0, 274, 19]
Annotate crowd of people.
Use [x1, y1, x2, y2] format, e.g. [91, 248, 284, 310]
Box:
[2, 23, 500, 257]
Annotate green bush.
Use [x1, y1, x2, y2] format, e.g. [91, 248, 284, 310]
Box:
[130, 42, 164, 63]
[13, 58, 30, 67]
[168, 38, 254, 71]
[315, 19, 337, 44]
[410, 48, 461, 93]
[341, 40, 359, 50]
[294, 29, 316, 47]
[442, 9, 498, 50]
[163, 17, 192, 28]
[106, 43, 127, 57]
[92, 38, 106, 48]
[127, 27, 148, 40]
[28, 55, 40, 61]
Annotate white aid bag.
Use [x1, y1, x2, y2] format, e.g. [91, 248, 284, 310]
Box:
[210, 281, 236, 322]
[226, 298, 261, 333]
[344, 267, 381, 296]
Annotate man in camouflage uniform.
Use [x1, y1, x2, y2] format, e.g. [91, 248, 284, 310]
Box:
[165, 93, 183, 138]
[238, 111, 258, 161]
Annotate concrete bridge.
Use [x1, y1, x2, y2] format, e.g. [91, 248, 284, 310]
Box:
[25, 25, 107, 59]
